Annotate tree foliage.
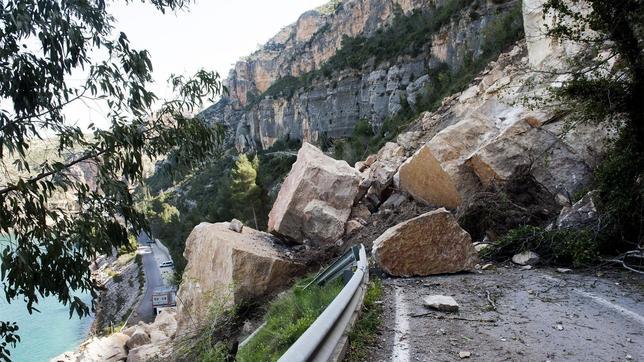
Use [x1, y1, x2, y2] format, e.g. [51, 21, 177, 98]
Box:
[0, 0, 225, 357]
[541, 0, 644, 250]
[230, 154, 262, 228]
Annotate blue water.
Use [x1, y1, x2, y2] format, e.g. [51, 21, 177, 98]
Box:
[0, 236, 94, 362]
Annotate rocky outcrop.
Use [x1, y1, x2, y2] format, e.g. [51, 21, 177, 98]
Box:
[125, 310, 177, 361]
[176, 222, 303, 333]
[52, 333, 129, 362]
[92, 251, 143, 333]
[202, 0, 521, 151]
[268, 143, 361, 243]
[373, 39, 608, 210]
[53, 310, 179, 362]
[372, 208, 478, 276]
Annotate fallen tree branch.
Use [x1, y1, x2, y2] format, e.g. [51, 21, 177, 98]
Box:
[486, 290, 497, 311]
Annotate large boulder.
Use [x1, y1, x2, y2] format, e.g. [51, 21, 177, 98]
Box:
[176, 222, 303, 333]
[372, 208, 479, 276]
[268, 143, 361, 243]
[466, 118, 604, 197]
[397, 115, 495, 208]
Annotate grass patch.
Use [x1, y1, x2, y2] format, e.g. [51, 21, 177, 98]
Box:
[344, 279, 384, 362]
[236, 277, 345, 362]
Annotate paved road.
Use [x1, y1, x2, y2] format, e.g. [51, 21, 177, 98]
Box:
[130, 233, 165, 324]
[371, 266, 644, 361]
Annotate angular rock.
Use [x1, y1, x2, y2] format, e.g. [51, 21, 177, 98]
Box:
[397, 116, 495, 208]
[423, 295, 459, 312]
[176, 222, 303, 333]
[363, 142, 407, 196]
[372, 208, 479, 276]
[126, 343, 172, 362]
[474, 243, 491, 253]
[126, 329, 151, 350]
[459, 351, 472, 359]
[229, 218, 244, 233]
[268, 143, 361, 243]
[512, 251, 540, 266]
[345, 219, 364, 236]
[397, 145, 460, 208]
[380, 192, 407, 210]
[350, 203, 371, 221]
[149, 309, 177, 340]
[364, 154, 377, 167]
[556, 191, 598, 229]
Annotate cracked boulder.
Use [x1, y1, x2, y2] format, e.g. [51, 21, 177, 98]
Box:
[268, 142, 361, 243]
[372, 208, 479, 276]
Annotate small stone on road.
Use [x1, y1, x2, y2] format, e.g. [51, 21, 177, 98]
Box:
[423, 295, 459, 312]
[512, 251, 540, 265]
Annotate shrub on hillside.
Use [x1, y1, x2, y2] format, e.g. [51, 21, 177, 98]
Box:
[481, 225, 599, 267]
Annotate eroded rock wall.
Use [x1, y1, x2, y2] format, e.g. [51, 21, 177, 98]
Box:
[202, 0, 520, 152]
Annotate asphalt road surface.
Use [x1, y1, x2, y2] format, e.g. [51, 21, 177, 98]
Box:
[371, 266, 644, 361]
[130, 233, 166, 324]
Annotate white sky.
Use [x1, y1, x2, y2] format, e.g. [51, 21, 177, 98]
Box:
[67, 0, 328, 129]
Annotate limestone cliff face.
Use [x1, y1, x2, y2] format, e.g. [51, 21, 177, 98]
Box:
[202, 0, 520, 152]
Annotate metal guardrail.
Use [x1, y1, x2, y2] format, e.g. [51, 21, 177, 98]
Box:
[279, 244, 369, 362]
[305, 245, 360, 289]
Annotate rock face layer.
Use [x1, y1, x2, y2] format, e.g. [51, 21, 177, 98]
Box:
[372, 208, 479, 276]
[202, 0, 521, 152]
[268, 143, 361, 243]
[176, 222, 303, 333]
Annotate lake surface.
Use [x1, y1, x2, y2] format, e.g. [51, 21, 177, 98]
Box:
[0, 236, 94, 361]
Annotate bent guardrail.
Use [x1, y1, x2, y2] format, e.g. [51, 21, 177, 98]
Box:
[279, 244, 369, 362]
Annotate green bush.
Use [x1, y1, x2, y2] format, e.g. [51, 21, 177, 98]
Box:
[482, 225, 600, 267]
[592, 135, 644, 253]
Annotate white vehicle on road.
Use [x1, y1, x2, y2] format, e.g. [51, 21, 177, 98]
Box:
[159, 261, 174, 268]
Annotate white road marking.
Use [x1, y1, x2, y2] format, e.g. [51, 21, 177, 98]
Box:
[392, 286, 411, 362]
[573, 288, 644, 326]
[542, 274, 644, 326]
